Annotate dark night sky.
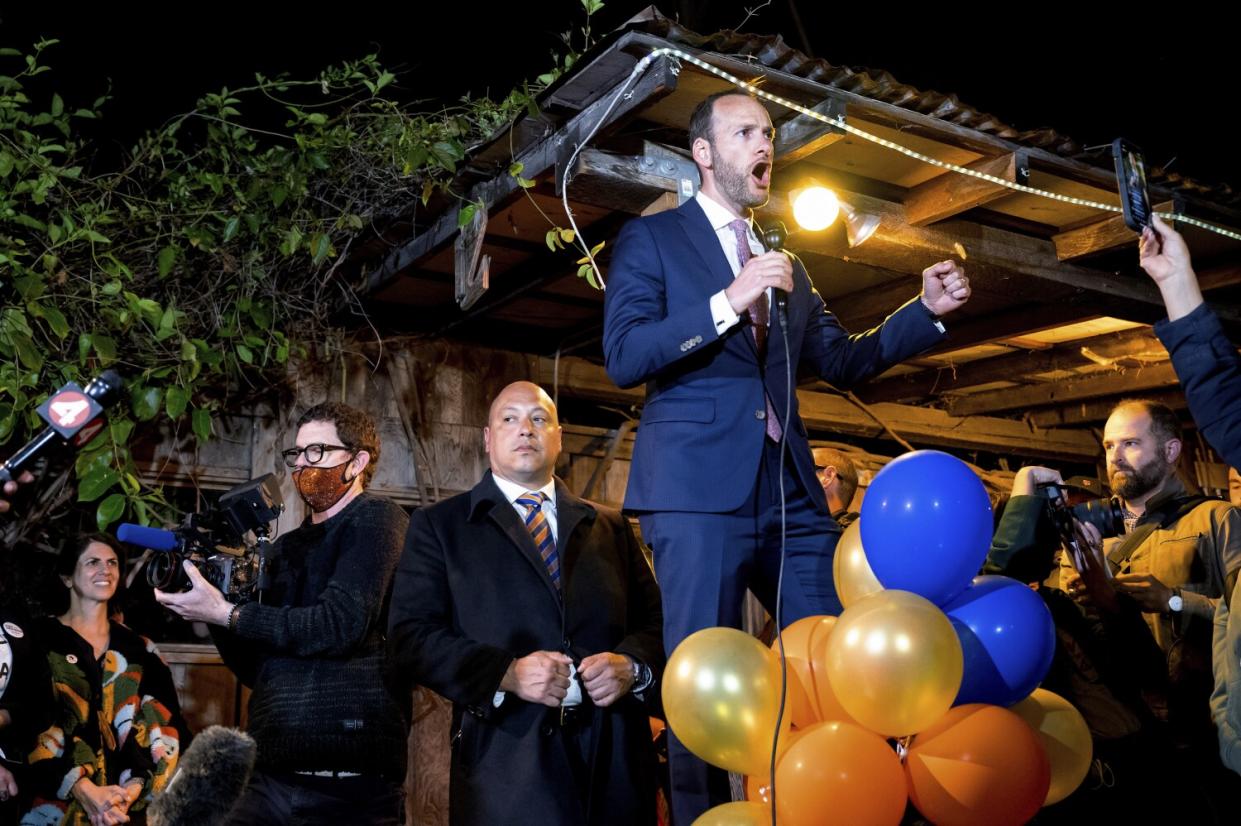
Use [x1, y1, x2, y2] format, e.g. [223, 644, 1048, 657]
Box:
[2, 3, 1237, 190]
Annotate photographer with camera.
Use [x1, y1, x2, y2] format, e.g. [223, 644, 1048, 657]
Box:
[987, 398, 1241, 820]
[155, 402, 409, 826]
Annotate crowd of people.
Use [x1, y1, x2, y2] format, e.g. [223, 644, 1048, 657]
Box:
[2, 89, 1240, 826]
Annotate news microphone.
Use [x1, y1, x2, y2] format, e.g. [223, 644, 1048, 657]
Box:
[760, 222, 790, 329]
[0, 370, 124, 484]
[148, 725, 257, 826]
[117, 523, 180, 551]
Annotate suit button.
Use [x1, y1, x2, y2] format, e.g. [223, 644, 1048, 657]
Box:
[541, 724, 555, 737]
[755, 410, 766, 420]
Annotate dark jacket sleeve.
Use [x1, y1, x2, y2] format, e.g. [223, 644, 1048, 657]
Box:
[234, 497, 409, 657]
[602, 217, 724, 389]
[611, 518, 665, 678]
[1155, 303, 1241, 469]
[985, 495, 1060, 583]
[799, 289, 945, 391]
[387, 507, 514, 715]
[0, 615, 53, 763]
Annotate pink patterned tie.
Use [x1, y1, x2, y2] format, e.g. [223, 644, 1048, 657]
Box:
[728, 219, 783, 442]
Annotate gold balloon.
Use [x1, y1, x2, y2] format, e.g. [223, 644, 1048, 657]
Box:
[824, 590, 963, 737]
[834, 520, 884, 608]
[692, 801, 773, 826]
[1010, 688, 1093, 805]
[664, 627, 789, 776]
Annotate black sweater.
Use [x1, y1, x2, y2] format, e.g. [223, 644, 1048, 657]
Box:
[213, 492, 410, 779]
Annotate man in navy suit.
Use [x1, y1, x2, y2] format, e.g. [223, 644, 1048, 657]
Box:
[602, 90, 971, 821]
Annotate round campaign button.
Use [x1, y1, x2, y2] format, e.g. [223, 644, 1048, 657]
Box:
[2, 622, 22, 639]
[66, 654, 78, 665]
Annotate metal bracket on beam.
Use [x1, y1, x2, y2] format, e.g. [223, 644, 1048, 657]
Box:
[454, 204, 490, 310]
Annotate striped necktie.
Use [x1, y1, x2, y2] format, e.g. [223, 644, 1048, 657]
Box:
[728, 218, 783, 442]
[516, 491, 560, 589]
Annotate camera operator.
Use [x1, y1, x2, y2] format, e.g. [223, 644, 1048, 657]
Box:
[155, 403, 409, 826]
[986, 399, 1241, 821]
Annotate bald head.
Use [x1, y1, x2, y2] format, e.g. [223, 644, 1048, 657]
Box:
[484, 382, 562, 487]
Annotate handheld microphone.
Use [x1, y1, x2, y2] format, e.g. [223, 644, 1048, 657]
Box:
[760, 222, 790, 329]
[0, 370, 124, 484]
[117, 523, 181, 551]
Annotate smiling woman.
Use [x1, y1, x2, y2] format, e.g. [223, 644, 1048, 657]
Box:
[21, 536, 188, 826]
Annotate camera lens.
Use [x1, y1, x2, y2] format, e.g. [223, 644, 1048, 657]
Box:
[1072, 498, 1125, 539]
[145, 551, 190, 592]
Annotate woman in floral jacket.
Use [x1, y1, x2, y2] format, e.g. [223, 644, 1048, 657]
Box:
[22, 535, 186, 826]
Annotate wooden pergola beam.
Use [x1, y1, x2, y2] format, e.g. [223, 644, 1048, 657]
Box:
[1026, 390, 1188, 428]
[904, 152, 1028, 227]
[948, 362, 1182, 416]
[364, 54, 680, 295]
[761, 186, 1169, 316]
[1052, 201, 1175, 261]
[859, 328, 1164, 404]
[774, 98, 846, 165]
[539, 357, 1101, 459]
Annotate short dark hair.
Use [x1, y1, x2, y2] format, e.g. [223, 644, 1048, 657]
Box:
[296, 401, 380, 486]
[59, 533, 126, 579]
[1113, 399, 1183, 446]
[813, 447, 860, 507]
[688, 90, 756, 150]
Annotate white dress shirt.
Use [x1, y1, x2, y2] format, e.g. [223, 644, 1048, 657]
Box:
[696, 191, 767, 337]
[489, 474, 580, 706]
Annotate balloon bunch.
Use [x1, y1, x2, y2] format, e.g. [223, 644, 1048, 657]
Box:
[667, 451, 1095, 826]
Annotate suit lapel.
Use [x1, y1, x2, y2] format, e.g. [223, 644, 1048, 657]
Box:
[553, 479, 597, 589]
[677, 199, 760, 359]
[472, 473, 562, 606]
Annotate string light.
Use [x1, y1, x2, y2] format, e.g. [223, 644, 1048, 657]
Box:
[559, 44, 1241, 290]
[638, 47, 1241, 242]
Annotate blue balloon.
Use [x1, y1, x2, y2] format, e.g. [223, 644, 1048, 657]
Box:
[944, 575, 1056, 707]
[859, 449, 992, 606]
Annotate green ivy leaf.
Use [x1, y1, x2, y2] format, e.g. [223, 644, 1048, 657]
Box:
[78, 466, 120, 502]
[110, 418, 135, 446]
[157, 246, 177, 278]
[222, 215, 241, 243]
[93, 334, 117, 364]
[96, 493, 126, 531]
[37, 304, 69, 339]
[236, 344, 254, 364]
[192, 408, 213, 443]
[131, 385, 163, 421]
[12, 333, 43, 370]
[457, 203, 477, 228]
[165, 385, 189, 419]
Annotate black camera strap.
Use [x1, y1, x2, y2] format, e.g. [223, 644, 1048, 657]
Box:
[1105, 494, 1216, 573]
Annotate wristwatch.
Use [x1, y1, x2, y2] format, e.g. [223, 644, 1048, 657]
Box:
[1167, 588, 1184, 614]
[630, 658, 653, 692]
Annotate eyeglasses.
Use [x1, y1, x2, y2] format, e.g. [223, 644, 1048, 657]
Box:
[281, 443, 353, 468]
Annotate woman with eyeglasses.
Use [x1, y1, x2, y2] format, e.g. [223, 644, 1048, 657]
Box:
[23, 535, 187, 826]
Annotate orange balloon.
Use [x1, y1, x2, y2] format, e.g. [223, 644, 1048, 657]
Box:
[906, 704, 1051, 826]
[745, 727, 808, 804]
[775, 721, 907, 826]
[1010, 689, 1093, 805]
[834, 520, 884, 607]
[691, 801, 773, 826]
[772, 615, 854, 727]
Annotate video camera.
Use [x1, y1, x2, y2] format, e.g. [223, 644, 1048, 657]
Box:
[1038, 476, 1125, 552]
[117, 474, 284, 603]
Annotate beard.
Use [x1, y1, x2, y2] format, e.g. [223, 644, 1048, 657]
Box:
[1109, 455, 1170, 500]
[713, 151, 769, 211]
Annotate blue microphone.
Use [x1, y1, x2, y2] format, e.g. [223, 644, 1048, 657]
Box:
[117, 523, 180, 551]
